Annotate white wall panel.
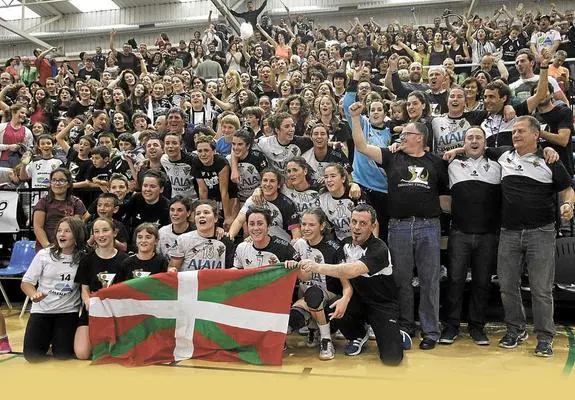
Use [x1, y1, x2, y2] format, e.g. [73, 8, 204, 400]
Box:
[1, 0, 573, 59]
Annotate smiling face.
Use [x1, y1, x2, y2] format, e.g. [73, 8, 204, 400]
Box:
[406, 95, 425, 120]
[260, 171, 280, 198]
[448, 88, 465, 116]
[301, 213, 324, 243]
[145, 138, 163, 161]
[247, 212, 269, 243]
[141, 176, 163, 203]
[163, 134, 181, 159]
[92, 219, 116, 249]
[136, 228, 158, 254]
[113, 113, 125, 130]
[109, 179, 128, 201]
[311, 125, 328, 149]
[323, 165, 345, 194]
[38, 138, 53, 157]
[276, 116, 295, 144]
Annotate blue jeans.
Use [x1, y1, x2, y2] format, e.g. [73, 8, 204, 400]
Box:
[446, 229, 498, 330]
[389, 217, 441, 340]
[497, 223, 556, 341]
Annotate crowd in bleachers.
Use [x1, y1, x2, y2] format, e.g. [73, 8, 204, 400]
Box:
[1, 0, 575, 365]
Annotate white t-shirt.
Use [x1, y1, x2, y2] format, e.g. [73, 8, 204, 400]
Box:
[22, 248, 81, 314]
[530, 29, 561, 53]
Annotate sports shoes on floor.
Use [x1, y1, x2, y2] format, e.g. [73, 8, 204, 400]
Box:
[0, 337, 12, 354]
[400, 330, 412, 350]
[534, 340, 554, 357]
[306, 329, 319, 348]
[367, 325, 376, 340]
[439, 326, 459, 345]
[344, 331, 369, 356]
[298, 326, 309, 335]
[469, 328, 490, 346]
[319, 339, 335, 360]
[419, 337, 437, 350]
[499, 330, 528, 349]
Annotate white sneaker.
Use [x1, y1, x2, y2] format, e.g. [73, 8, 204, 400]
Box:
[319, 339, 335, 360]
[367, 325, 376, 340]
[334, 330, 345, 340]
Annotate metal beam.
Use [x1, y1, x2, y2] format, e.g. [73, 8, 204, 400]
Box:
[210, 0, 240, 34]
[0, 17, 52, 48]
[24, 13, 61, 32]
[0, 0, 70, 7]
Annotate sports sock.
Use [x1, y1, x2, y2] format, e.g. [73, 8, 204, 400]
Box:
[0, 335, 7, 340]
[318, 323, 331, 340]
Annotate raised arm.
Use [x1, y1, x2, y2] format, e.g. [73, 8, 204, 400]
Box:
[350, 102, 383, 164]
[525, 50, 550, 113]
[37, 47, 56, 61]
[109, 30, 117, 56]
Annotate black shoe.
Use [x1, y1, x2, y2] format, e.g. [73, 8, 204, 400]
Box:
[419, 337, 437, 350]
[499, 330, 528, 349]
[469, 328, 490, 346]
[534, 340, 553, 357]
[439, 326, 459, 345]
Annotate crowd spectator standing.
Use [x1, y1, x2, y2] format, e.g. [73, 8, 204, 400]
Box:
[1, 1, 575, 362]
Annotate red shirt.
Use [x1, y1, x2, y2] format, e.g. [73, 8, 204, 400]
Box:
[34, 58, 52, 85]
[0, 123, 25, 161]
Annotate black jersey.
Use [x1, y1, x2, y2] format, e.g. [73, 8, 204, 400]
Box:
[75, 250, 129, 292]
[115, 253, 169, 283]
[293, 237, 341, 294]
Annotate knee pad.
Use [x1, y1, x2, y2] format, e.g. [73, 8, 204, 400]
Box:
[288, 307, 309, 331]
[304, 286, 325, 310]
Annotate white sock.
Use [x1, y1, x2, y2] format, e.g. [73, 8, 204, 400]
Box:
[0, 335, 7, 340]
[318, 323, 331, 340]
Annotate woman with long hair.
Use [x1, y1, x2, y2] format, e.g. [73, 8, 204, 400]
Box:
[0, 103, 34, 167]
[228, 168, 300, 243]
[282, 157, 321, 216]
[29, 87, 56, 130]
[93, 88, 115, 117]
[33, 168, 88, 252]
[157, 196, 193, 259]
[21, 216, 87, 362]
[462, 76, 484, 112]
[281, 94, 310, 136]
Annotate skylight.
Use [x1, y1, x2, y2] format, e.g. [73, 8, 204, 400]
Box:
[69, 0, 120, 13]
[1, 0, 40, 21]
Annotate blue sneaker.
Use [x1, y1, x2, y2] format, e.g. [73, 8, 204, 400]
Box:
[344, 331, 369, 356]
[400, 330, 412, 350]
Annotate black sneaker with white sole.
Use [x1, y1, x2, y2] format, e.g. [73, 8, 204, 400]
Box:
[439, 326, 459, 344]
[499, 330, 528, 349]
[469, 328, 490, 346]
[534, 340, 553, 357]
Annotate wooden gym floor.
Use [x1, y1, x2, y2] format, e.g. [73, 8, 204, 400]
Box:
[1, 308, 574, 399]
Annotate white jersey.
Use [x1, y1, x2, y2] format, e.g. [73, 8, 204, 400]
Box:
[281, 185, 321, 216]
[318, 192, 359, 241]
[172, 230, 234, 271]
[255, 135, 312, 172]
[160, 153, 198, 200]
[233, 236, 297, 269]
[22, 249, 81, 314]
[25, 157, 63, 205]
[157, 223, 192, 259]
[293, 238, 327, 292]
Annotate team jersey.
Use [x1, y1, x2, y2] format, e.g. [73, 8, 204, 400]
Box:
[172, 230, 235, 271]
[281, 184, 321, 215]
[226, 149, 268, 201]
[157, 223, 194, 259]
[25, 157, 63, 205]
[234, 236, 298, 269]
[301, 147, 352, 181]
[293, 237, 341, 293]
[22, 249, 81, 314]
[160, 152, 198, 200]
[115, 253, 169, 282]
[241, 194, 300, 242]
[318, 191, 366, 241]
[255, 135, 313, 172]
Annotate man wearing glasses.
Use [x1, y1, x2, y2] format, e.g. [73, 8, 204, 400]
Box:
[350, 101, 449, 350]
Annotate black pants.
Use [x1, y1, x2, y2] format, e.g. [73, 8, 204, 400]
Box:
[445, 229, 497, 331]
[333, 296, 403, 366]
[360, 186, 389, 242]
[23, 312, 78, 362]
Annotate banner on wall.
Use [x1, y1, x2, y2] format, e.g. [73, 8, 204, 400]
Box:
[0, 191, 19, 233]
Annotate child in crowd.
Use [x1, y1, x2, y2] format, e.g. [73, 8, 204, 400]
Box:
[86, 193, 129, 252]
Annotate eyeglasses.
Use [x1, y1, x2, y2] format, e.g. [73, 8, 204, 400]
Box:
[51, 179, 69, 185]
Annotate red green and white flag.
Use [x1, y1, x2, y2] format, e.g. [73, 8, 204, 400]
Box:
[89, 265, 297, 366]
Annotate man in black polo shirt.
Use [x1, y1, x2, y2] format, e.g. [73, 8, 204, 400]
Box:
[350, 102, 450, 350]
[299, 204, 407, 366]
[486, 116, 574, 357]
[440, 127, 502, 346]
